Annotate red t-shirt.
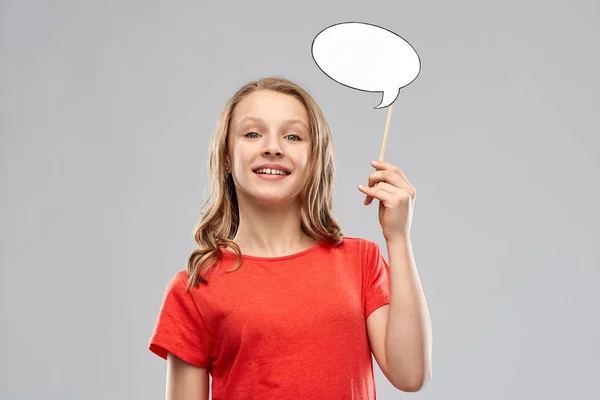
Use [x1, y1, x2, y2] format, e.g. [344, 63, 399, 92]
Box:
[149, 236, 391, 399]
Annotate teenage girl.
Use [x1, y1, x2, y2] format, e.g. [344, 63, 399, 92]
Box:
[149, 77, 432, 399]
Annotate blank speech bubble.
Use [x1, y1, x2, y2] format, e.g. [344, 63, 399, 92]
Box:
[312, 22, 421, 109]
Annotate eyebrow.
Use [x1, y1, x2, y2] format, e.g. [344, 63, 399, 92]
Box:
[237, 116, 309, 131]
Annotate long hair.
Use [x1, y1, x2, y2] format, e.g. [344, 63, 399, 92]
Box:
[185, 77, 343, 290]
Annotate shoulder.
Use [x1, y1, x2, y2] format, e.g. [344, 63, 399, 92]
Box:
[158, 269, 199, 301]
[337, 236, 381, 254]
[327, 236, 383, 264]
[165, 269, 190, 290]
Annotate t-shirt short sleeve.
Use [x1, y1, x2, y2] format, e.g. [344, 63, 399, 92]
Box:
[148, 271, 214, 368]
[363, 240, 391, 319]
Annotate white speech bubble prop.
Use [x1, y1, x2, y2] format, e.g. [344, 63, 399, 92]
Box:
[312, 22, 421, 109]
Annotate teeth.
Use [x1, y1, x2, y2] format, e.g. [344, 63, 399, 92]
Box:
[255, 168, 287, 175]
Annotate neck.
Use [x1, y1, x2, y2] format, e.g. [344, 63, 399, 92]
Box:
[232, 198, 317, 257]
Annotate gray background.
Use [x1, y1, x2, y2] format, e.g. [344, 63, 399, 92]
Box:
[1, 0, 598, 399]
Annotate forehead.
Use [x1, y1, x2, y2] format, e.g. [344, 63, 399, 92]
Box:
[231, 90, 309, 127]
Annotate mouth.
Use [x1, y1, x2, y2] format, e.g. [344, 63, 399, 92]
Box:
[252, 167, 291, 176]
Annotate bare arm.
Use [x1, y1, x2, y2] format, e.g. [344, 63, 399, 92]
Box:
[383, 236, 432, 391]
[166, 352, 209, 400]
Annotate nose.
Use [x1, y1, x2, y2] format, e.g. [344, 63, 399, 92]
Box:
[261, 134, 283, 157]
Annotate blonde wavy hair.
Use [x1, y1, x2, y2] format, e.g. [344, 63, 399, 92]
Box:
[185, 77, 343, 290]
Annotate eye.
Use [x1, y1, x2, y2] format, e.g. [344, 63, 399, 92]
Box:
[285, 134, 301, 141]
[244, 131, 260, 139]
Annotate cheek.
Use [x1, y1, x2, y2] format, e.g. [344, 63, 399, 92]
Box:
[293, 153, 311, 183]
[295, 147, 310, 169]
[231, 146, 251, 169]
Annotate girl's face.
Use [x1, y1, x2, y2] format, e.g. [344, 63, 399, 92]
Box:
[227, 90, 311, 208]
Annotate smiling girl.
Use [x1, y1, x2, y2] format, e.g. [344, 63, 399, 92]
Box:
[149, 77, 432, 400]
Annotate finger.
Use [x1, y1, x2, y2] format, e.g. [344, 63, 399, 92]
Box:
[371, 160, 401, 173]
[368, 170, 408, 191]
[364, 182, 398, 205]
[358, 183, 394, 205]
[364, 172, 403, 205]
[366, 162, 400, 205]
[371, 160, 413, 187]
[373, 181, 399, 194]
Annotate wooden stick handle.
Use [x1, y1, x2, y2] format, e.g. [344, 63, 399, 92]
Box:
[379, 104, 393, 162]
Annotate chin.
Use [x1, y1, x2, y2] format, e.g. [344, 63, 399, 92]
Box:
[236, 178, 302, 207]
[245, 189, 299, 207]
[254, 195, 295, 207]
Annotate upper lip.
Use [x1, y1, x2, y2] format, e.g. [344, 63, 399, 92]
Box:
[253, 163, 291, 174]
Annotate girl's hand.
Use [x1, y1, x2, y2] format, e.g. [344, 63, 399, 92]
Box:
[358, 160, 416, 242]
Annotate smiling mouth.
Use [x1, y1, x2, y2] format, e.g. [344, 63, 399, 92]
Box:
[253, 168, 291, 176]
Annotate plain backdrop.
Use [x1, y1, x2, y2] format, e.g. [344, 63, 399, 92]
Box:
[1, 0, 599, 399]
